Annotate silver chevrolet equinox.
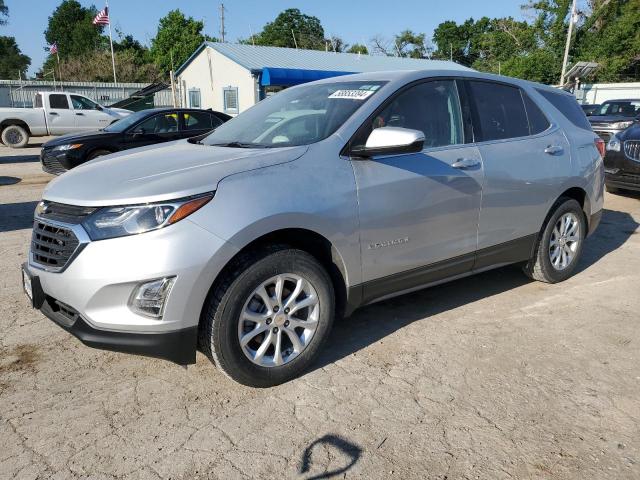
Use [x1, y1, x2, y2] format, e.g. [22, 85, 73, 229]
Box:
[22, 70, 604, 387]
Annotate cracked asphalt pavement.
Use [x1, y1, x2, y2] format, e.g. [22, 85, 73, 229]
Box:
[1, 140, 639, 479]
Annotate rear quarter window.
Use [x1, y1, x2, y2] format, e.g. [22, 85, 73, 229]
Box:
[522, 93, 551, 134]
[536, 89, 592, 131]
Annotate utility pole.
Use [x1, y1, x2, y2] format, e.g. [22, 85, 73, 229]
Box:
[560, 0, 578, 86]
[450, 43, 453, 62]
[291, 29, 298, 49]
[219, 3, 226, 42]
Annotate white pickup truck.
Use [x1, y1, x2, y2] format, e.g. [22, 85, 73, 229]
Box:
[0, 91, 132, 148]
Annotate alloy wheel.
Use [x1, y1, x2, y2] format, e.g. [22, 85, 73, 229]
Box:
[549, 212, 580, 271]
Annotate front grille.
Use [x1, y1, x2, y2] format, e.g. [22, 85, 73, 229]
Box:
[38, 201, 96, 224]
[31, 221, 80, 270]
[624, 140, 640, 161]
[41, 153, 66, 175]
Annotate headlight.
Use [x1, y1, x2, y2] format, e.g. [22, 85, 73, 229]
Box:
[82, 193, 214, 240]
[607, 134, 621, 152]
[611, 121, 633, 130]
[52, 144, 83, 151]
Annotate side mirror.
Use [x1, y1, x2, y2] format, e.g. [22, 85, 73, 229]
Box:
[95, 105, 103, 111]
[131, 128, 145, 136]
[353, 127, 425, 158]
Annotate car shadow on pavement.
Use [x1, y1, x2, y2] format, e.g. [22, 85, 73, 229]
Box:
[0, 201, 37, 233]
[299, 434, 362, 480]
[0, 154, 39, 164]
[314, 207, 639, 371]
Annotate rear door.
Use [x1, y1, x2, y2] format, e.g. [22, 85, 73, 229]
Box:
[70, 95, 113, 131]
[180, 110, 223, 138]
[124, 111, 182, 149]
[46, 94, 76, 135]
[466, 80, 571, 266]
[350, 79, 484, 296]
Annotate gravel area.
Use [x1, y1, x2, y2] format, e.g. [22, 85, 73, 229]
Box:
[1, 139, 639, 479]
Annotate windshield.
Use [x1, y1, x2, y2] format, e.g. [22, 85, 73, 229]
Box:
[202, 81, 386, 147]
[103, 110, 153, 132]
[598, 101, 640, 116]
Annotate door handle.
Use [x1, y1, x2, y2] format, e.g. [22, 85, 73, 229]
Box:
[49, 112, 58, 115]
[452, 158, 480, 169]
[544, 145, 564, 155]
[75, 112, 84, 116]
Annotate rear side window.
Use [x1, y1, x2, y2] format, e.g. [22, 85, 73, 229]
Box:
[536, 89, 592, 131]
[182, 111, 222, 131]
[523, 93, 551, 134]
[468, 81, 529, 141]
[49, 94, 69, 109]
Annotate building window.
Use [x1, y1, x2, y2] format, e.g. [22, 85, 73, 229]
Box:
[188, 89, 201, 108]
[223, 87, 239, 114]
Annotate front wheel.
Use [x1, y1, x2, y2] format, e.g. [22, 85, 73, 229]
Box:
[523, 198, 586, 283]
[199, 247, 335, 387]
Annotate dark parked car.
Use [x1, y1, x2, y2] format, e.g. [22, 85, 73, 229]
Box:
[587, 99, 640, 143]
[40, 108, 231, 174]
[604, 123, 640, 194]
[581, 103, 600, 116]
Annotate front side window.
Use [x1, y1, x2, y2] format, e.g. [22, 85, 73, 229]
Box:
[71, 95, 99, 110]
[469, 81, 529, 141]
[203, 81, 386, 147]
[353, 80, 464, 150]
[135, 113, 179, 134]
[49, 94, 69, 109]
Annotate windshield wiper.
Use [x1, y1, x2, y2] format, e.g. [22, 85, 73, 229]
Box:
[209, 141, 268, 148]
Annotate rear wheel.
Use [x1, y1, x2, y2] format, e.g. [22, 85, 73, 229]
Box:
[523, 198, 586, 283]
[1, 125, 29, 148]
[199, 247, 335, 387]
[87, 149, 111, 160]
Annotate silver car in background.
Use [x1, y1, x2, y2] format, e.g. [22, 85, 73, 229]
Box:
[22, 70, 604, 387]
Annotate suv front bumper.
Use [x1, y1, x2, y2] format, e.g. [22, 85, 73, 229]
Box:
[23, 217, 238, 364]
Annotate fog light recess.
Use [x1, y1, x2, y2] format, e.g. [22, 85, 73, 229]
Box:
[128, 277, 176, 318]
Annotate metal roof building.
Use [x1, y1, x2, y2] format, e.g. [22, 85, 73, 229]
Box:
[176, 42, 470, 115]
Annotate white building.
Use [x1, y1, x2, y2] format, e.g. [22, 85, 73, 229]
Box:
[574, 82, 640, 105]
[176, 42, 468, 115]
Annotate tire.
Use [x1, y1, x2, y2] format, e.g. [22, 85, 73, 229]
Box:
[1, 125, 29, 148]
[199, 246, 335, 387]
[605, 184, 620, 194]
[523, 198, 586, 283]
[87, 149, 111, 161]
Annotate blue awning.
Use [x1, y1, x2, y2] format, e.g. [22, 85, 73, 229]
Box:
[260, 67, 355, 86]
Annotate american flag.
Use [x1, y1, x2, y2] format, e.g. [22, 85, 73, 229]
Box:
[49, 43, 58, 54]
[93, 6, 109, 25]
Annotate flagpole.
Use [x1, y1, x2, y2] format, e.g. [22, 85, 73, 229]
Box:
[56, 51, 61, 83]
[106, 0, 117, 84]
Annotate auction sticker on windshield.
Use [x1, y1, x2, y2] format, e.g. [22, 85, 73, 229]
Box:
[328, 90, 375, 100]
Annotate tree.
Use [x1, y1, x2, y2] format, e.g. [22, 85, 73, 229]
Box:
[150, 10, 212, 73]
[44, 0, 104, 59]
[394, 30, 430, 58]
[252, 8, 325, 50]
[0, 36, 31, 78]
[0, 0, 8, 26]
[347, 43, 368, 55]
[57, 50, 161, 82]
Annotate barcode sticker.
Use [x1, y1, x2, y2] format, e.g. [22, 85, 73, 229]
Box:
[328, 90, 375, 100]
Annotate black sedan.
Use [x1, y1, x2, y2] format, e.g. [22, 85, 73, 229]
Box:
[40, 108, 231, 175]
[604, 123, 640, 194]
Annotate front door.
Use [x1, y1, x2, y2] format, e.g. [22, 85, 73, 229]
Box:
[70, 95, 113, 131]
[350, 79, 483, 300]
[46, 93, 76, 135]
[125, 112, 182, 149]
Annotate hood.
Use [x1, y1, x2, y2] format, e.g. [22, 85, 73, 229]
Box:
[620, 124, 640, 140]
[588, 114, 638, 124]
[43, 129, 118, 147]
[43, 140, 308, 206]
